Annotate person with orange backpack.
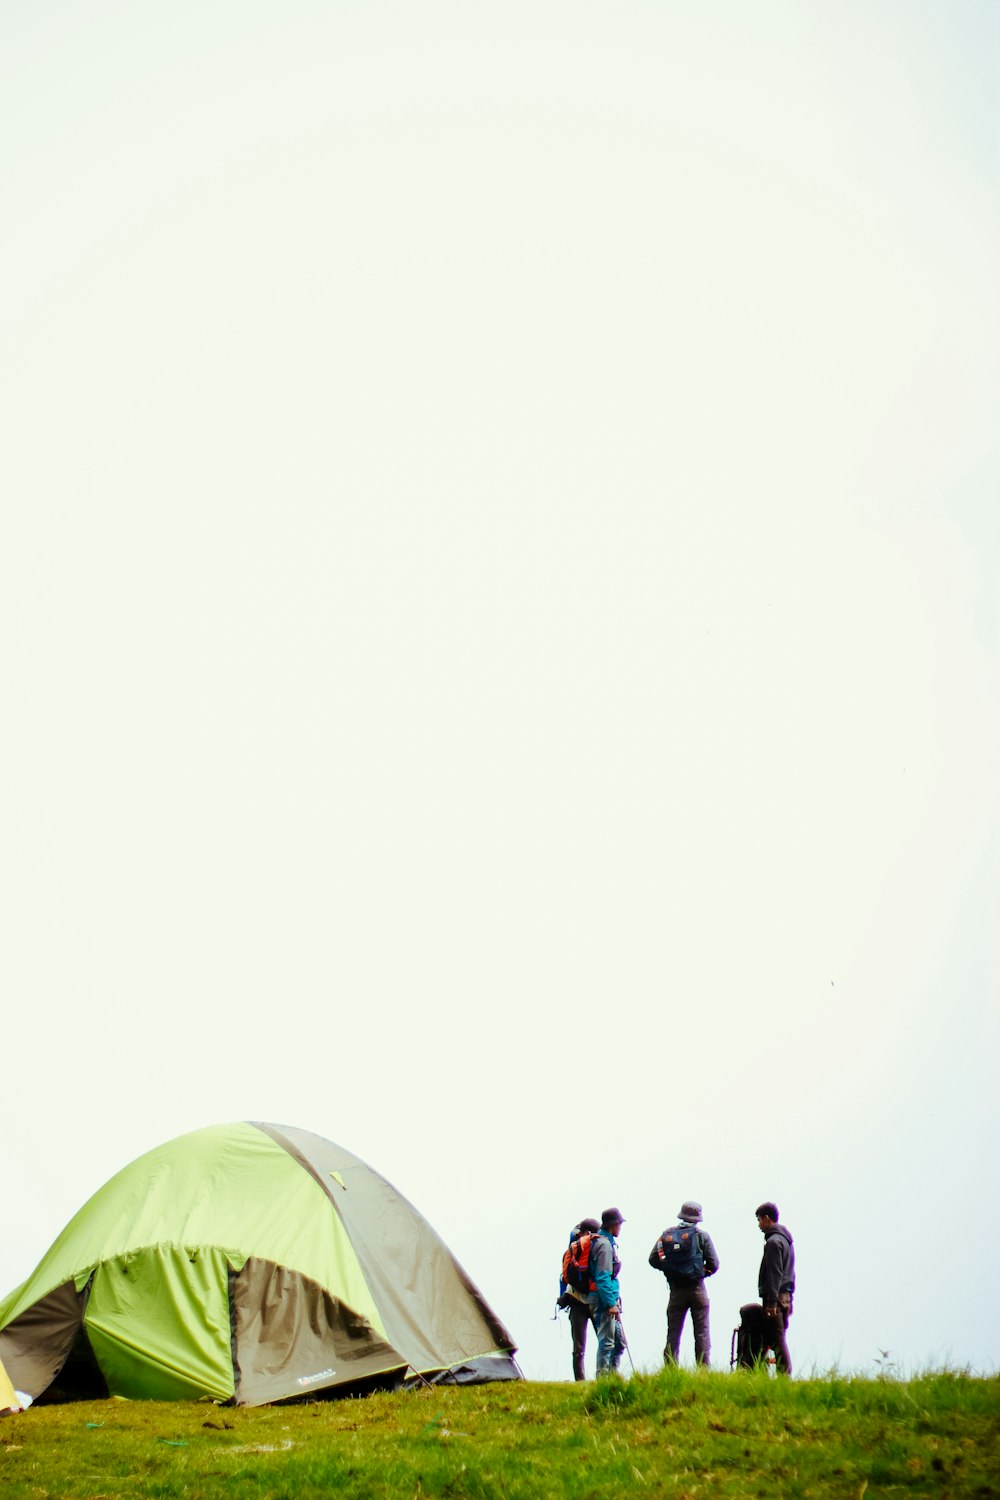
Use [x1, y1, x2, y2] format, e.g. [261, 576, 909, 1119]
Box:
[557, 1217, 600, 1380]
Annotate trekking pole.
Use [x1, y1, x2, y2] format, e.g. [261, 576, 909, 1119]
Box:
[616, 1310, 636, 1376]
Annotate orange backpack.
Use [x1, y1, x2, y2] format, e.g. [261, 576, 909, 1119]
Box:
[561, 1232, 594, 1293]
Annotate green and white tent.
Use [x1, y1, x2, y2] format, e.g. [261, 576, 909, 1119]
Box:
[0, 1122, 519, 1406]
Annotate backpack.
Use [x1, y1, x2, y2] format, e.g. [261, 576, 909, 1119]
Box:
[650, 1223, 705, 1285]
[561, 1232, 594, 1294]
[730, 1302, 767, 1370]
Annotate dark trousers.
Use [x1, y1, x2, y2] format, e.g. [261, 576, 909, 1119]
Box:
[664, 1281, 712, 1366]
[764, 1293, 793, 1375]
[568, 1298, 595, 1381]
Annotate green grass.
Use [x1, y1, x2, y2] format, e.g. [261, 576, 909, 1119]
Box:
[2, 1369, 998, 1498]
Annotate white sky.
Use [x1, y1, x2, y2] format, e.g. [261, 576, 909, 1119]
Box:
[2, 0, 997, 1382]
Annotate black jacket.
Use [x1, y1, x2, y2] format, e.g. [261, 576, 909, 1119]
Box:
[758, 1224, 795, 1305]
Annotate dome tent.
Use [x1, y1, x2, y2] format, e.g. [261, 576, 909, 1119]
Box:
[0, 1122, 520, 1406]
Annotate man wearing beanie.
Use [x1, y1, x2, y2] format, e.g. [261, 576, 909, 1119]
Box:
[648, 1200, 720, 1367]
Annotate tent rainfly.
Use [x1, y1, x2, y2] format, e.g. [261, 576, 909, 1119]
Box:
[0, 1122, 520, 1406]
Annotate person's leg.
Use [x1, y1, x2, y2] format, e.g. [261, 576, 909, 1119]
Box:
[568, 1300, 591, 1381]
[595, 1309, 618, 1374]
[586, 1292, 609, 1374]
[772, 1295, 793, 1375]
[764, 1298, 793, 1376]
[691, 1282, 711, 1367]
[612, 1316, 626, 1372]
[664, 1286, 688, 1363]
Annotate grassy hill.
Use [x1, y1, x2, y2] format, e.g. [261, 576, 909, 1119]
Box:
[1, 1367, 997, 1498]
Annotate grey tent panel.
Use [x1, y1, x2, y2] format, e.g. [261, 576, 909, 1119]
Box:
[254, 1123, 515, 1377]
[230, 1259, 406, 1404]
[0, 1279, 87, 1397]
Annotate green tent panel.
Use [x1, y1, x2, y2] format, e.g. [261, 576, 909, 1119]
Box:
[0, 1123, 520, 1405]
[85, 1245, 236, 1401]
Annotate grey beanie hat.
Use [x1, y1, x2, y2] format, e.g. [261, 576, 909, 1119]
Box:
[678, 1200, 703, 1223]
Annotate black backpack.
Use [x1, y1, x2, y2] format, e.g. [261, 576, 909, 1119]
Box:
[730, 1303, 767, 1369]
[649, 1224, 705, 1285]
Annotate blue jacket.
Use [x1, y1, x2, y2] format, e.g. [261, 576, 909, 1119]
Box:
[589, 1228, 621, 1311]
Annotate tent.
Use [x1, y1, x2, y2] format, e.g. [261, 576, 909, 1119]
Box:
[0, 1122, 520, 1406]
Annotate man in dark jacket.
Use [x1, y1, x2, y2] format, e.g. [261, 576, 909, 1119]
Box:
[648, 1199, 720, 1366]
[756, 1201, 795, 1375]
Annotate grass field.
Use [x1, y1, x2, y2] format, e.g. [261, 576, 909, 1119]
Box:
[1, 1367, 997, 1498]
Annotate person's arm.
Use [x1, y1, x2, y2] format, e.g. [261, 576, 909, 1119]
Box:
[590, 1237, 619, 1311]
[700, 1231, 720, 1277]
[760, 1237, 782, 1307]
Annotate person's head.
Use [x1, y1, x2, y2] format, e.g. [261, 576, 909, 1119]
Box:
[601, 1208, 625, 1235]
[755, 1201, 779, 1232]
[677, 1200, 703, 1224]
[577, 1217, 600, 1236]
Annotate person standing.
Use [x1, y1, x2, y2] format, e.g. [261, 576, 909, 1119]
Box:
[588, 1208, 627, 1375]
[756, 1201, 796, 1375]
[558, 1217, 600, 1381]
[648, 1200, 720, 1366]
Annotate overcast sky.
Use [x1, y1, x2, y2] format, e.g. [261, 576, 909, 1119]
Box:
[2, 0, 997, 1383]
